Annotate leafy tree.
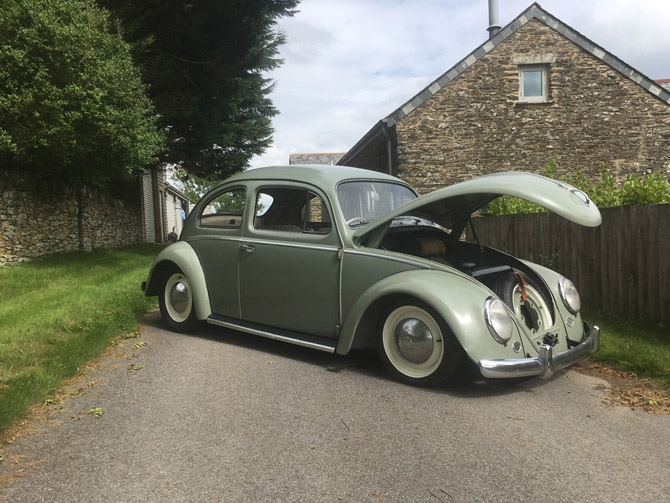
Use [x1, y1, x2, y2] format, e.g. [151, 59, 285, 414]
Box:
[0, 0, 163, 186]
[173, 170, 222, 202]
[101, 0, 299, 180]
[207, 190, 247, 215]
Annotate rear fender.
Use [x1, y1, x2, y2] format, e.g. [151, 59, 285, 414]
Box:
[336, 270, 524, 362]
[144, 242, 212, 321]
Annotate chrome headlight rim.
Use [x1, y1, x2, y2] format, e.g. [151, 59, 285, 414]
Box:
[484, 297, 514, 345]
[558, 276, 581, 315]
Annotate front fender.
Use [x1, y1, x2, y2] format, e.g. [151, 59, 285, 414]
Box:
[145, 242, 212, 321]
[520, 260, 585, 345]
[336, 269, 524, 363]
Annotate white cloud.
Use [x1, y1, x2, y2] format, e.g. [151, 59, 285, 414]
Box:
[251, 0, 670, 168]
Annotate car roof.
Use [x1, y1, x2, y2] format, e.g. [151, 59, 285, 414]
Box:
[223, 165, 406, 193]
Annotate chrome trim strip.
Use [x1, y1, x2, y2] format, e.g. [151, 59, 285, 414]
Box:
[207, 318, 337, 353]
[187, 235, 244, 243]
[239, 238, 339, 253]
[187, 235, 337, 254]
[187, 235, 338, 253]
[478, 325, 600, 379]
[343, 249, 431, 269]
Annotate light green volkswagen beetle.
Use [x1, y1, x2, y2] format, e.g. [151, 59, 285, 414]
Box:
[142, 165, 600, 386]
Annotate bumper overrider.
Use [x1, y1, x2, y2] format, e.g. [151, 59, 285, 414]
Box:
[478, 325, 600, 379]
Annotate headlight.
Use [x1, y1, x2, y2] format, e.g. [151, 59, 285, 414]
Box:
[484, 297, 513, 344]
[558, 277, 581, 314]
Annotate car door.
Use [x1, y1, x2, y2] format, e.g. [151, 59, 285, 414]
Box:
[238, 182, 341, 338]
[186, 184, 248, 319]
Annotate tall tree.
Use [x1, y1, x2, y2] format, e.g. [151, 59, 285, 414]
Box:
[101, 0, 299, 180]
[0, 0, 163, 186]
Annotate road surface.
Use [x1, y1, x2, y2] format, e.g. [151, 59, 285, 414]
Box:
[1, 311, 668, 502]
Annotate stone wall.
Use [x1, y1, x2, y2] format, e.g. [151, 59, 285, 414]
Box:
[0, 174, 143, 265]
[395, 19, 670, 194]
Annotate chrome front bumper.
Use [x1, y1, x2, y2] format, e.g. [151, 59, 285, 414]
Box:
[478, 325, 600, 379]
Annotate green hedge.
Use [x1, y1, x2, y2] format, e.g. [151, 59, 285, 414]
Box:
[482, 161, 670, 216]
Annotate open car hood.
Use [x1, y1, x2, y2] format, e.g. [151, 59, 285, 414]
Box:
[353, 171, 601, 244]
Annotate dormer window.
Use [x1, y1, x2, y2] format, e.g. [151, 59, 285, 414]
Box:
[519, 65, 548, 103]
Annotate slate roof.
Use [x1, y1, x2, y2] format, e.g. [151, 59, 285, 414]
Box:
[289, 153, 345, 165]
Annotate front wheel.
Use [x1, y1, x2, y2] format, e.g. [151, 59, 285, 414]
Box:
[158, 269, 200, 333]
[377, 300, 463, 386]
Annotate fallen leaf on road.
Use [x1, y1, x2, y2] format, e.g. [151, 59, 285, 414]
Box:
[86, 408, 104, 419]
[577, 362, 670, 414]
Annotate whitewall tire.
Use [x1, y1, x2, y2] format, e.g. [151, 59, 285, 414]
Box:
[377, 300, 463, 386]
[159, 270, 199, 333]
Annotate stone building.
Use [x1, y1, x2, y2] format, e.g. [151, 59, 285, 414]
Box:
[140, 167, 193, 244]
[339, 3, 670, 194]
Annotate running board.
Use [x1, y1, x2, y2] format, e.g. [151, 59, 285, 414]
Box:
[207, 314, 337, 353]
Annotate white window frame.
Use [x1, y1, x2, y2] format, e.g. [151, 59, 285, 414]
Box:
[519, 65, 548, 103]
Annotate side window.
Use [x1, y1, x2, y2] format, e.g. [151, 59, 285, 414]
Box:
[303, 193, 331, 234]
[199, 187, 246, 229]
[253, 187, 331, 234]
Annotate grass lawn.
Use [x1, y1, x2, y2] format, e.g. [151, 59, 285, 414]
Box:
[0, 244, 161, 436]
[585, 308, 670, 390]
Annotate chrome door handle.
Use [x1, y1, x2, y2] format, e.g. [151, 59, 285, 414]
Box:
[240, 243, 256, 253]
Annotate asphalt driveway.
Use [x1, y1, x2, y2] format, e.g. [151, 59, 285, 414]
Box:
[1, 311, 668, 502]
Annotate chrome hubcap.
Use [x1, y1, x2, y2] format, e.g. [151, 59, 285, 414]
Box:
[394, 317, 434, 364]
[169, 281, 189, 314]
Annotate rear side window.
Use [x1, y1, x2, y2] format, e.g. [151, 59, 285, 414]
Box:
[199, 187, 246, 228]
[254, 187, 331, 234]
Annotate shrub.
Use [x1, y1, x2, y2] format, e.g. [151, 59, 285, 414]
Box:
[621, 173, 670, 206]
[481, 161, 670, 216]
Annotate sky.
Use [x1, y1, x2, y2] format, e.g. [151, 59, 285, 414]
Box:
[248, 0, 670, 169]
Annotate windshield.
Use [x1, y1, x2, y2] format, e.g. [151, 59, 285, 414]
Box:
[337, 181, 417, 227]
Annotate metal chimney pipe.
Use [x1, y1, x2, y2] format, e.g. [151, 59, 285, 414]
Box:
[487, 0, 501, 38]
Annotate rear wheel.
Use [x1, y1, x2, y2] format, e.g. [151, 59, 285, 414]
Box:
[377, 300, 463, 386]
[158, 269, 200, 333]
